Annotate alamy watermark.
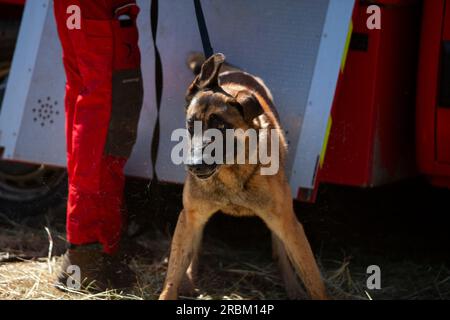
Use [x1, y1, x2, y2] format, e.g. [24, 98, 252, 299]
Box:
[171, 121, 280, 176]
[64, 4, 381, 31]
[66, 5, 81, 30]
[367, 5, 381, 30]
[65, 264, 81, 290]
[366, 265, 381, 290]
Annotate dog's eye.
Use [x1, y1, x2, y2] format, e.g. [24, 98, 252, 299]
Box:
[209, 115, 229, 131]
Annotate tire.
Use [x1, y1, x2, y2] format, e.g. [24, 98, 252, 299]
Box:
[0, 161, 68, 219]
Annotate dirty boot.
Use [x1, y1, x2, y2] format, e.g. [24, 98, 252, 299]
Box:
[55, 243, 136, 293]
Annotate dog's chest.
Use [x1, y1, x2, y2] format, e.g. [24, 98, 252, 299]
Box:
[195, 177, 269, 217]
[221, 204, 256, 217]
[211, 187, 258, 217]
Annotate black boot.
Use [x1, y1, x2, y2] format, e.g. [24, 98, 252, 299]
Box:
[55, 243, 136, 293]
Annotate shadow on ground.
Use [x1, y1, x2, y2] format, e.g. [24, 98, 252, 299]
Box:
[0, 177, 449, 299]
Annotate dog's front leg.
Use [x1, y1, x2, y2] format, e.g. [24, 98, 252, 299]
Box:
[271, 232, 307, 299]
[159, 209, 211, 300]
[179, 232, 202, 296]
[262, 203, 328, 300]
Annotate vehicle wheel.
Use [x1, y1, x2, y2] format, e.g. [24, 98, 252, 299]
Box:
[0, 161, 68, 219]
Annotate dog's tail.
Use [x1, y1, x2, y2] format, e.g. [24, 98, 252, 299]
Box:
[187, 52, 205, 76]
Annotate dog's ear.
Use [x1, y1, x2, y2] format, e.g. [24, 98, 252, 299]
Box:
[231, 90, 264, 123]
[187, 52, 205, 76]
[185, 53, 225, 104]
[197, 53, 225, 88]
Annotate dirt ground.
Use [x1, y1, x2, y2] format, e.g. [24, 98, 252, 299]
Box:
[0, 177, 449, 300]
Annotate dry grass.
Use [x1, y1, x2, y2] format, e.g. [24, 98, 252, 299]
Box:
[0, 216, 364, 300]
[1, 212, 449, 300]
[0, 248, 363, 300]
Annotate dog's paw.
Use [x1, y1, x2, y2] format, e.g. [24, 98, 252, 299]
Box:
[158, 288, 178, 300]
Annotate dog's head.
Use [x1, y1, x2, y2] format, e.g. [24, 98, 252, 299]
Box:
[184, 53, 264, 180]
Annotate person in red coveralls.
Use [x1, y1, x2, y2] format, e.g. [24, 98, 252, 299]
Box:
[53, 0, 143, 291]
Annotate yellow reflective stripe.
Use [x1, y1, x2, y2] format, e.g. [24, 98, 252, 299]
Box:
[340, 20, 353, 73]
[320, 116, 333, 168]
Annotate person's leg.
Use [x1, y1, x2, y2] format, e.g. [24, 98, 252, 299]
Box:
[54, 0, 96, 244]
[63, 0, 115, 249]
[96, 0, 143, 253]
[97, 155, 127, 253]
[54, 0, 108, 291]
[63, 0, 142, 254]
[54, 0, 143, 290]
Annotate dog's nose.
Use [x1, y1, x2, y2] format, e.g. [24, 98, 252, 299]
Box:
[187, 163, 217, 179]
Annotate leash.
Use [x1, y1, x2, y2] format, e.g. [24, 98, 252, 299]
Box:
[193, 0, 214, 58]
[147, 0, 212, 195]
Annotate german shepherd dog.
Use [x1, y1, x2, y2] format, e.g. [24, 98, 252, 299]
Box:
[159, 53, 327, 300]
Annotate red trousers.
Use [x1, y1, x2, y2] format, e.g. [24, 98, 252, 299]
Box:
[54, 0, 143, 254]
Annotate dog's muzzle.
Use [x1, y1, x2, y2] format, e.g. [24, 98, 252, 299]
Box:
[187, 163, 218, 180]
[186, 139, 220, 179]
